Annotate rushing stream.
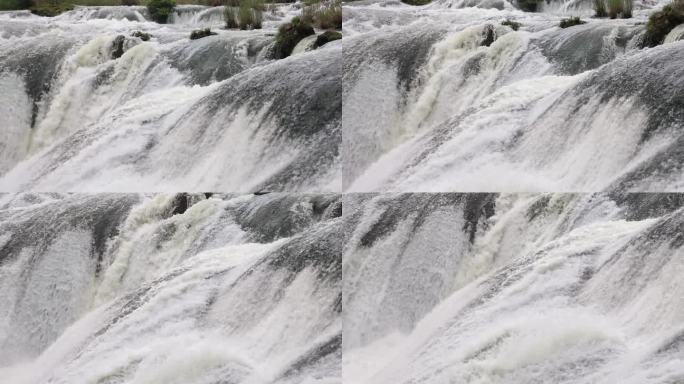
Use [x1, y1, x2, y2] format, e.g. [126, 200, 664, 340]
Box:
[0, 193, 342, 383]
[344, 192, 684, 383]
[0, 5, 341, 192]
[0, 1, 682, 383]
[343, 0, 684, 192]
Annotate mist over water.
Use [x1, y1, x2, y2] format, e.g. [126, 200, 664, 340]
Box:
[0, 5, 341, 192]
[343, 0, 684, 192]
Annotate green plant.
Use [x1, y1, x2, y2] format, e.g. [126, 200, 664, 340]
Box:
[273, 16, 315, 59]
[559, 16, 586, 28]
[190, 27, 217, 39]
[132, 30, 151, 40]
[644, 2, 684, 46]
[120, 0, 138, 5]
[224, 5, 238, 28]
[593, 0, 607, 17]
[517, 0, 543, 12]
[238, 0, 262, 29]
[501, 19, 521, 30]
[147, 0, 176, 23]
[607, 0, 623, 18]
[0, 0, 34, 9]
[29, 1, 73, 16]
[623, 0, 632, 17]
[301, 0, 341, 29]
[313, 30, 341, 48]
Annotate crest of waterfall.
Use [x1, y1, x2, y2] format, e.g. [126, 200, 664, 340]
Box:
[343, 1, 683, 192]
[0, 193, 342, 384]
[0, 4, 341, 192]
[344, 193, 684, 384]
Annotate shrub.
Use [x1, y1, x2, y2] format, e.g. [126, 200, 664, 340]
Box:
[132, 30, 151, 41]
[121, 0, 138, 5]
[559, 16, 586, 28]
[147, 0, 176, 23]
[607, 0, 623, 18]
[225, 0, 263, 30]
[313, 30, 341, 48]
[517, 0, 543, 11]
[593, 0, 607, 17]
[190, 27, 217, 39]
[30, 2, 73, 16]
[501, 19, 521, 30]
[644, 2, 684, 46]
[238, 0, 263, 30]
[224, 5, 238, 28]
[301, 0, 341, 30]
[273, 16, 315, 59]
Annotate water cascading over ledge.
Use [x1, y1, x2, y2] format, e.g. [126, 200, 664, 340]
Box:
[0, 193, 342, 383]
[0, 5, 341, 192]
[342, 0, 684, 192]
[344, 192, 684, 384]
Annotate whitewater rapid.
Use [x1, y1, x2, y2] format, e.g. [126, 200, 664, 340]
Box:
[0, 5, 341, 192]
[343, 0, 684, 192]
[0, 193, 342, 383]
[344, 193, 684, 384]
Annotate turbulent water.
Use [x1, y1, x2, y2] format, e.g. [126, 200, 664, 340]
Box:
[344, 192, 684, 383]
[343, 0, 684, 192]
[0, 193, 341, 383]
[0, 5, 341, 192]
[1, 1, 683, 383]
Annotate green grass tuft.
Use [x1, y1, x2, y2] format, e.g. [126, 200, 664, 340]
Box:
[313, 30, 341, 48]
[644, 1, 684, 46]
[559, 16, 586, 28]
[301, 0, 341, 30]
[189, 27, 217, 39]
[273, 16, 315, 59]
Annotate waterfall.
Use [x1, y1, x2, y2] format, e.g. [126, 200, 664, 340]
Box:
[344, 193, 684, 383]
[0, 5, 341, 192]
[0, 193, 342, 383]
[343, 0, 683, 191]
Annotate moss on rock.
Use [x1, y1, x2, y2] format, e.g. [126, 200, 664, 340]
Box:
[313, 30, 342, 48]
[644, 3, 684, 47]
[189, 28, 217, 40]
[131, 31, 151, 41]
[559, 16, 586, 28]
[273, 17, 315, 59]
[501, 19, 521, 31]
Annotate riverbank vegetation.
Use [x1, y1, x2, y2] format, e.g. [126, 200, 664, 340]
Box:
[273, 15, 314, 58]
[644, 0, 684, 46]
[559, 16, 585, 28]
[593, 0, 632, 18]
[224, 0, 263, 29]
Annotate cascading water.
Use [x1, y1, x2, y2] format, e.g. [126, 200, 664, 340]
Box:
[344, 192, 684, 383]
[0, 5, 341, 192]
[0, 192, 342, 383]
[343, 0, 683, 192]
